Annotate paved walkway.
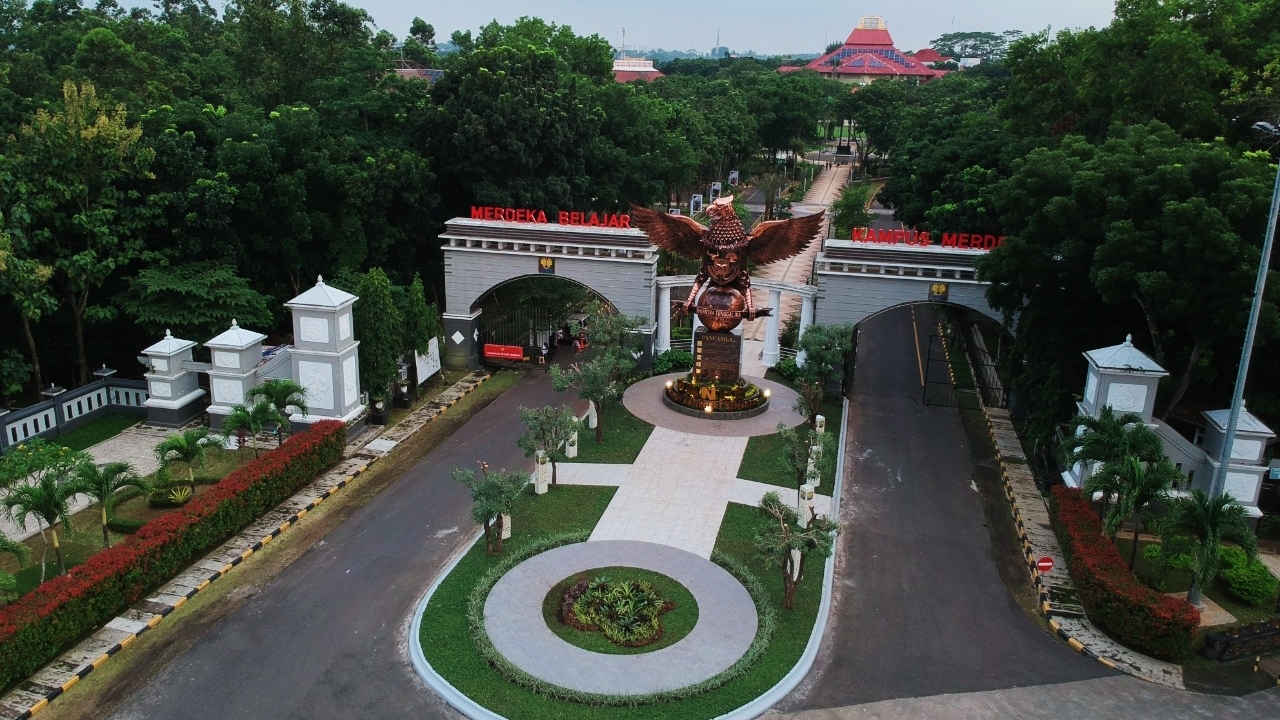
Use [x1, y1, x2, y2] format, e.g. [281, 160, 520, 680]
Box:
[484, 540, 757, 695]
[2, 423, 179, 542]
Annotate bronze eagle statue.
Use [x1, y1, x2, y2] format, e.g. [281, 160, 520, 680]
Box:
[630, 196, 825, 323]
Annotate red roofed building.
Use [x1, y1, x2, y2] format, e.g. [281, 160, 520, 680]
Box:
[787, 16, 942, 85]
[911, 48, 954, 65]
[613, 57, 665, 83]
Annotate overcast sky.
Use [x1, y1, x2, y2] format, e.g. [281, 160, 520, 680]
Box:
[350, 0, 1118, 56]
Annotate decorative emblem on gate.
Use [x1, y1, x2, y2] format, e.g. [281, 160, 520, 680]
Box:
[929, 282, 949, 302]
[538, 257, 555, 274]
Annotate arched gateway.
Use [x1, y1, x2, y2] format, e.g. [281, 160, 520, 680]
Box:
[439, 215, 1006, 371]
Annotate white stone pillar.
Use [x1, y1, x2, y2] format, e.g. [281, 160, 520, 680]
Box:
[657, 285, 672, 354]
[565, 431, 578, 459]
[500, 514, 512, 540]
[587, 401, 597, 429]
[534, 450, 550, 494]
[797, 294, 815, 366]
[763, 288, 783, 367]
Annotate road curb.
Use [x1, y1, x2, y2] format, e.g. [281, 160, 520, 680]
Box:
[0, 371, 492, 720]
[408, 395, 852, 720]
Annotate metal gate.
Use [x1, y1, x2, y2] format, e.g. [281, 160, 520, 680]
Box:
[479, 307, 559, 350]
[922, 332, 1008, 408]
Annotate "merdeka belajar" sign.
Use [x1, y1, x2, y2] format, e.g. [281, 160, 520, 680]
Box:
[470, 205, 632, 229]
[851, 227, 1006, 251]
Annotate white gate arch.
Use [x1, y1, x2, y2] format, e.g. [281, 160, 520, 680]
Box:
[439, 217, 658, 368]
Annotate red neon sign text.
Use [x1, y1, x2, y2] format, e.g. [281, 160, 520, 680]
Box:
[470, 206, 631, 229]
[852, 227, 1005, 251]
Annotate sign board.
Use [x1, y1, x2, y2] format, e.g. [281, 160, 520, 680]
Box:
[690, 194, 704, 215]
[1036, 556, 1055, 573]
[851, 227, 1006, 251]
[668, 206, 682, 216]
[694, 329, 740, 383]
[469, 206, 631, 228]
[538, 257, 555, 274]
[483, 344, 525, 361]
[929, 282, 949, 302]
[728, 170, 740, 185]
[414, 337, 441, 385]
[710, 182, 722, 201]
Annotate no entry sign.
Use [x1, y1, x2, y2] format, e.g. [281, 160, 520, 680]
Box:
[1036, 556, 1055, 573]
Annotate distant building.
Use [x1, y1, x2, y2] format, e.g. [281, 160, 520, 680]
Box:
[613, 57, 665, 83]
[390, 60, 443, 83]
[911, 48, 955, 65]
[786, 16, 943, 85]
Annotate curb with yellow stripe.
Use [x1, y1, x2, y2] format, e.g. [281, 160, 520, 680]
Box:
[6, 371, 491, 720]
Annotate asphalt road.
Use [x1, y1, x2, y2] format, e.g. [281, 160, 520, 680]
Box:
[783, 304, 1111, 710]
[106, 370, 579, 720]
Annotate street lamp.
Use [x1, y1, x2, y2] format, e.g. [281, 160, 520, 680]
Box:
[1209, 121, 1280, 499]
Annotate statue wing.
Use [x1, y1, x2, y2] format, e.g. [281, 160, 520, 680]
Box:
[746, 211, 825, 265]
[628, 204, 707, 259]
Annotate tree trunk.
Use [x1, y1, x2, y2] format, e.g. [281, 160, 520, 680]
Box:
[482, 517, 493, 553]
[1187, 581, 1204, 607]
[39, 526, 49, 584]
[70, 298, 89, 386]
[551, 459, 558, 487]
[1129, 510, 1142, 570]
[101, 506, 111, 549]
[595, 403, 604, 444]
[51, 527, 66, 576]
[1159, 345, 1203, 422]
[18, 313, 43, 392]
[188, 466, 196, 494]
[495, 515, 505, 553]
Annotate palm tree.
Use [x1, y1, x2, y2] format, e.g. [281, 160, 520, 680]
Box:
[1158, 488, 1258, 606]
[246, 379, 308, 444]
[69, 461, 150, 548]
[0, 536, 29, 567]
[2, 468, 79, 578]
[220, 400, 285, 459]
[1061, 406, 1164, 519]
[1090, 455, 1181, 569]
[155, 427, 211, 493]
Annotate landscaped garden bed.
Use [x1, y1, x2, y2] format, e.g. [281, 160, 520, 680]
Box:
[418, 490, 820, 719]
[546, 567, 696, 654]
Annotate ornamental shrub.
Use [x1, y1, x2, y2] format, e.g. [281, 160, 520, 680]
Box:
[651, 349, 693, 375]
[0, 420, 345, 691]
[774, 357, 801, 382]
[1218, 546, 1279, 607]
[1048, 486, 1199, 660]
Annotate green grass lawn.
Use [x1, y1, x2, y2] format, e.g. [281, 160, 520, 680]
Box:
[737, 395, 843, 491]
[1115, 536, 1278, 628]
[568, 402, 654, 464]
[419, 489, 823, 719]
[55, 414, 140, 451]
[541, 566, 698, 655]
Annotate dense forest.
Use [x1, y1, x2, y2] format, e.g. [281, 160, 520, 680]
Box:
[2, 0, 1279, 451]
[0, 0, 839, 400]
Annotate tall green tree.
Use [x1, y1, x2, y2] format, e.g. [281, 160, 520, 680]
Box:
[1087, 455, 1180, 568]
[517, 405, 579, 487]
[2, 81, 155, 385]
[793, 323, 853, 425]
[353, 267, 402, 400]
[69, 460, 150, 548]
[774, 421, 837, 497]
[119, 261, 273, 341]
[1060, 406, 1165, 473]
[219, 400, 285, 459]
[1158, 489, 1258, 607]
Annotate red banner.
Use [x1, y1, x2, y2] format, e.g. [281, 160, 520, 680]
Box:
[483, 344, 525, 361]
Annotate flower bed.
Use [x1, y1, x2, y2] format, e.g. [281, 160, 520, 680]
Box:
[0, 420, 346, 690]
[1048, 486, 1200, 660]
[559, 576, 676, 648]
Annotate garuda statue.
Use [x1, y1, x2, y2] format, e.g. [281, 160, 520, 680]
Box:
[630, 196, 824, 332]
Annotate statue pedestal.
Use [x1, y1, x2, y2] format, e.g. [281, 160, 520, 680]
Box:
[694, 329, 742, 384]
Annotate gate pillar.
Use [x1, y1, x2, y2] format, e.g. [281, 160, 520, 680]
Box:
[762, 288, 783, 367]
[443, 310, 482, 370]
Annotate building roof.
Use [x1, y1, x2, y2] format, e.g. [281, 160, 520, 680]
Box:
[612, 57, 664, 83]
[394, 67, 444, 83]
[143, 329, 197, 356]
[1083, 334, 1168, 376]
[285, 276, 358, 311]
[912, 48, 954, 64]
[1203, 406, 1275, 437]
[205, 319, 267, 350]
[801, 16, 940, 80]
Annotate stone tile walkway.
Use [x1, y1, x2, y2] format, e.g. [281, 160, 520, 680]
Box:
[484, 540, 757, 695]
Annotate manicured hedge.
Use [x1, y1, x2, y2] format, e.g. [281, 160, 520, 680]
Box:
[1048, 486, 1199, 660]
[0, 420, 346, 691]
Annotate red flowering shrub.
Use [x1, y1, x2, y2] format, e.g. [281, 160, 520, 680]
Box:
[0, 421, 345, 690]
[1048, 486, 1199, 660]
